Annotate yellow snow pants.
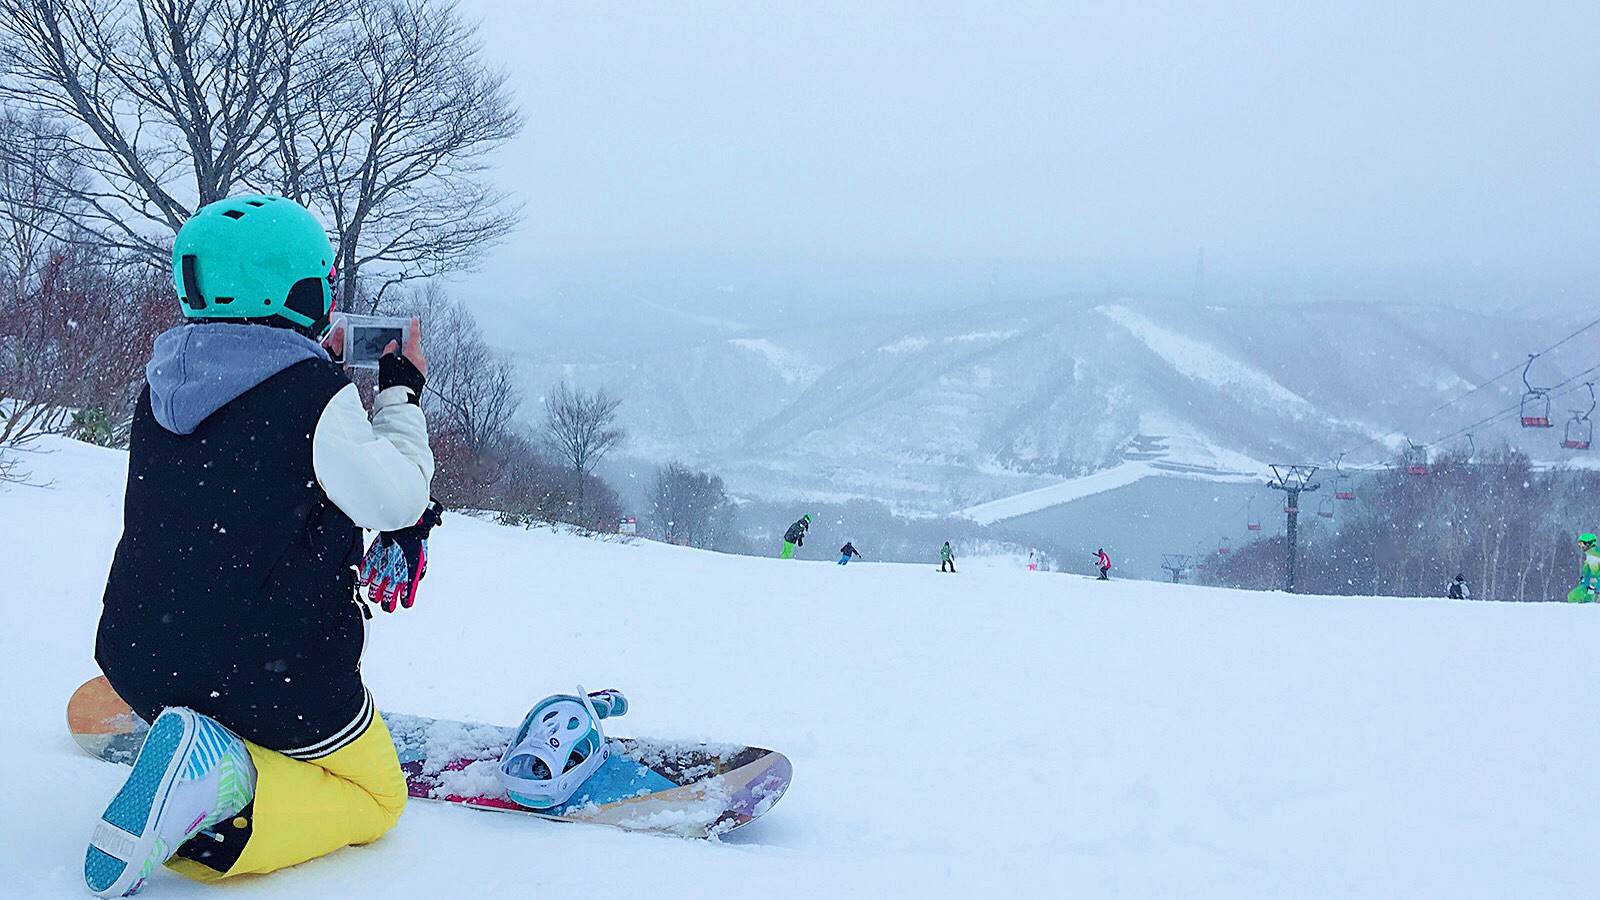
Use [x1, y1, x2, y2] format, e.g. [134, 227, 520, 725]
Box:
[169, 712, 407, 881]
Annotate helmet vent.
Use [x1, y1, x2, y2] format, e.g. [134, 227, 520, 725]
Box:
[246, 199, 266, 207]
[213, 297, 234, 305]
[221, 209, 245, 220]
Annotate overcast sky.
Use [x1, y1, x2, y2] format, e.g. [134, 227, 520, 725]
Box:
[454, 0, 1600, 327]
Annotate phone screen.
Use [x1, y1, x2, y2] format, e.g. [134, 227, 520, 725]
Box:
[351, 326, 404, 362]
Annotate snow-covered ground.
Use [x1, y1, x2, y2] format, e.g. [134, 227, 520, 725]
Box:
[4, 436, 1598, 898]
[959, 459, 1263, 526]
[961, 461, 1159, 524]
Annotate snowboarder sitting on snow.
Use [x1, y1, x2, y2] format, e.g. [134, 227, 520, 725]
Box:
[940, 541, 956, 573]
[1568, 533, 1600, 603]
[1094, 548, 1112, 580]
[86, 195, 438, 898]
[781, 513, 811, 559]
[1447, 574, 1471, 600]
[838, 542, 862, 565]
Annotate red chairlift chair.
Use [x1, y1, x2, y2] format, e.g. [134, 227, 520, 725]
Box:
[1333, 453, 1354, 500]
[1403, 441, 1429, 476]
[1316, 497, 1335, 519]
[1520, 354, 1554, 428]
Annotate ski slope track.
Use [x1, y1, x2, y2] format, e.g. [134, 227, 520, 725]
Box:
[3, 436, 1597, 898]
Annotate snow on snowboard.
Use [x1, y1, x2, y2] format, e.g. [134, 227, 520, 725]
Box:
[68, 676, 791, 839]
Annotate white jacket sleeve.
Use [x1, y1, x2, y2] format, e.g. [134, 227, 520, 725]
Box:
[312, 384, 435, 531]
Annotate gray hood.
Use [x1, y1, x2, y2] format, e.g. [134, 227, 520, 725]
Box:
[146, 323, 329, 435]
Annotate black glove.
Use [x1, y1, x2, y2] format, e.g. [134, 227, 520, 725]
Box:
[379, 351, 425, 405]
[360, 499, 444, 612]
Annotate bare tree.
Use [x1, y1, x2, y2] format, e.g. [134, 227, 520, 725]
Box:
[0, 0, 350, 257]
[1, 244, 174, 448]
[0, 103, 177, 455]
[543, 381, 623, 499]
[0, 108, 88, 295]
[0, 0, 517, 305]
[273, 0, 520, 310]
[395, 284, 519, 459]
[650, 461, 731, 548]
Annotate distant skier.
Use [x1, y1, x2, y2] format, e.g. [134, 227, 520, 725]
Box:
[940, 541, 956, 573]
[838, 542, 862, 565]
[1568, 532, 1599, 603]
[1447, 574, 1471, 600]
[780, 514, 812, 559]
[1028, 549, 1037, 572]
[1094, 548, 1112, 580]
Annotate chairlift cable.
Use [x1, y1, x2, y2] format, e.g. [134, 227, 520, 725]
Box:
[1335, 312, 1600, 465]
[1421, 360, 1600, 451]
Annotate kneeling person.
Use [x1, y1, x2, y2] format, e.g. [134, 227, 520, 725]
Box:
[86, 196, 436, 897]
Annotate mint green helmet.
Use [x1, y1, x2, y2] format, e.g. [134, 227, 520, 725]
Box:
[1582, 533, 1597, 545]
[172, 195, 335, 332]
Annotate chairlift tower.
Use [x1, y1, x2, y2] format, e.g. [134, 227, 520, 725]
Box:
[1160, 553, 1194, 584]
[1267, 464, 1320, 593]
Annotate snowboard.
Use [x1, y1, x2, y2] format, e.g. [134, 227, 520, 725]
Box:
[68, 676, 791, 839]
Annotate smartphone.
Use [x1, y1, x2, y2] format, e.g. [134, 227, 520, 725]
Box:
[330, 314, 413, 369]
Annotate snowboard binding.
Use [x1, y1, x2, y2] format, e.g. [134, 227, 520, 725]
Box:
[497, 687, 627, 810]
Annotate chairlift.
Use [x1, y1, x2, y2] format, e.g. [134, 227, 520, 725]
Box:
[1520, 354, 1553, 428]
[1563, 382, 1595, 451]
[1316, 496, 1335, 519]
[1403, 440, 1428, 476]
[1333, 453, 1354, 500]
[1463, 432, 1476, 463]
[1217, 536, 1231, 555]
[1246, 497, 1262, 532]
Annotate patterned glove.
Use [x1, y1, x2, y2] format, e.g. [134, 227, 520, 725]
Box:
[360, 499, 444, 612]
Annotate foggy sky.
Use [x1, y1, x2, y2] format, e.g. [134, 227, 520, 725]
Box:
[455, 0, 1600, 323]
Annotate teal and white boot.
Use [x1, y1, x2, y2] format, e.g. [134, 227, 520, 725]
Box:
[84, 707, 256, 897]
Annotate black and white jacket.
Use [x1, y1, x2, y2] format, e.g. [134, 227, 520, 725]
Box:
[96, 323, 432, 758]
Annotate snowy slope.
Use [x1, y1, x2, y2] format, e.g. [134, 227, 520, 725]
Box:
[3, 437, 1599, 898]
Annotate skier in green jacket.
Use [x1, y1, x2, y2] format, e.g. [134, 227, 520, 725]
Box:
[1568, 532, 1600, 603]
[940, 542, 956, 573]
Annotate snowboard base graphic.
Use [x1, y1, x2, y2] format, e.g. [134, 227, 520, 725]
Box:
[68, 676, 790, 839]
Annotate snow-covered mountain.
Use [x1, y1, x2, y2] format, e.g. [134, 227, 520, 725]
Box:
[507, 298, 1590, 513]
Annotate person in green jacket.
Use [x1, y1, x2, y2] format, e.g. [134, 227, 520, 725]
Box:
[940, 541, 956, 573]
[1568, 532, 1600, 603]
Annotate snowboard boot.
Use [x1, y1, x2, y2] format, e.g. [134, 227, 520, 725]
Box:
[85, 707, 256, 897]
